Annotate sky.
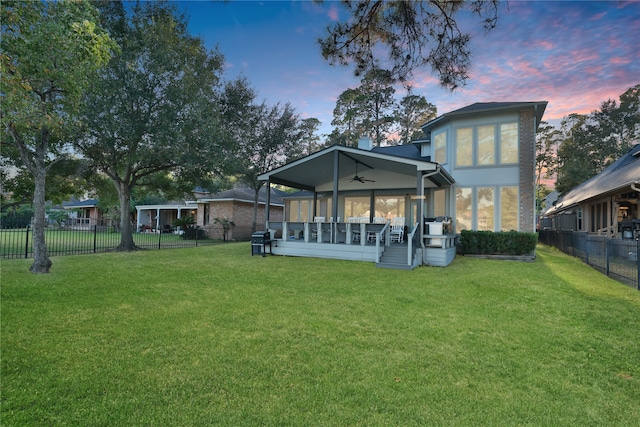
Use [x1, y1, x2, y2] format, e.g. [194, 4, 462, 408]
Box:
[178, 0, 640, 137]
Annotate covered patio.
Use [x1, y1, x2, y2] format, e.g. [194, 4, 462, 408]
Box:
[258, 144, 456, 269]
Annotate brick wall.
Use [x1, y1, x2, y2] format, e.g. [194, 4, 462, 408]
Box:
[519, 109, 536, 232]
[200, 200, 283, 240]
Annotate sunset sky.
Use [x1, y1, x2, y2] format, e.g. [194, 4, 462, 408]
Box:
[180, 0, 639, 136]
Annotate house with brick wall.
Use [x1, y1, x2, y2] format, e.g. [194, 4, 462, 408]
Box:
[135, 185, 285, 240]
[257, 101, 547, 269]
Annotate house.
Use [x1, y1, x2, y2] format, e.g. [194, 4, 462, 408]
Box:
[541, 144, 640, 238]
[135, 184, 285, 240]
[60, 198, 105, 230]
[258, 101, 547, 269]
[195, 185, 285, 240]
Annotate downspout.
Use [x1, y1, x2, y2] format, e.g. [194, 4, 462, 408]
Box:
[420, 166, 442, 250]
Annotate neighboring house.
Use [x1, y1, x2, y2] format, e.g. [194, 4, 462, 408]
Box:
[542, 144, 640, 238]
[258, 101, 547, 269]
[134, 184, 285, 240]
[61, 198, 104, 230]
[136, 201, 198, 234]
[195, 185, 285, 240]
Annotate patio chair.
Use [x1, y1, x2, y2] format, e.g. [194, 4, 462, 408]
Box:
[311, 216, 325, 240]
[348, 217, 361, 242]
[390, 217, 405, 243]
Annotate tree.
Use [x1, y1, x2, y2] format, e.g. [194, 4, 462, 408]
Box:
[358, 68, 396, 147]
[289, 118, 325, 160]
[219, 78, 300, 232]
[535, 121, 560, 213]
[394, 90, 437, 145]
[331, 88, 363, 147]
[331, 69, 397, 147]
[1, 0, 114, 273]
[555, 85, 640, 195]
[77, 1, 226, 251]
[319, 0, 500, 89]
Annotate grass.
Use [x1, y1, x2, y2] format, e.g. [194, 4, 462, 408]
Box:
[1, 244, 639, 426]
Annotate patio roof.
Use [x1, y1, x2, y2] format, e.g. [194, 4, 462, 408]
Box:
[544, 144, 640, 215]
[257, 145, 454, 191]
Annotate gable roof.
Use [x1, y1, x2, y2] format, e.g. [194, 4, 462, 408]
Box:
[62, 198, 99, 209]
[421, 101, 548, 133]
[257, 144, 453, 191]
[198, 184, 285, 206]
[545, 144, 640, 215]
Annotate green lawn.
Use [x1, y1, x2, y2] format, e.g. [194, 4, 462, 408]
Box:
[2, 244, 639, 426]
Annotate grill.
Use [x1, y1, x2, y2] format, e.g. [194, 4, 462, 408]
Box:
[251, 231, 272, 257]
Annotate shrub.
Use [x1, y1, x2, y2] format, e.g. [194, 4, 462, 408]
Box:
[460, 230, 537, 255]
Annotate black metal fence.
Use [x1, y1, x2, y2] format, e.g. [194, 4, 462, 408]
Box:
[539, 230, 639, 290]
[0, 220, 226, 259]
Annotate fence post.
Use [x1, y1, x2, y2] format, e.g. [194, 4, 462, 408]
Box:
[94, 224, 98, 253]
[195, 226, 199, 247]
[637, 239, 640, 291]
[24, 225, 30, 259]
[158, 228, 162, 250]
[605, 238, 610, 277]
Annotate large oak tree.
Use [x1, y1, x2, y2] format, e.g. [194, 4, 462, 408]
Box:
[1, 0, 114, 273]
[77, 1, 227, 250]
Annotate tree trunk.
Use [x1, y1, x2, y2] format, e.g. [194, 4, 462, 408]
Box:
[115, 181, 137, 251]
[30, 167, 52, 273]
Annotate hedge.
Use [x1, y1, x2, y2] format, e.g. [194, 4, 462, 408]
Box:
[459, 230, 537, 255]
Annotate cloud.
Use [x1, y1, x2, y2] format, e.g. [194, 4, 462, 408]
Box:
[327, 6, 339, 21]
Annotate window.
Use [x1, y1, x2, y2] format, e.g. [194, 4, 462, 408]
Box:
[478, 125, 495, 165]
[455, 122, 518, 167]
[433, 189, 446, 218]
[434, 131, 447, 164]
[344, 196, 370, 219]
[477, 187, 494, 231]
[500, 187, 519, 231]
[288, 200, 310, 222]
[500, 123, 518, 164]
[203, 204, 210, 225]
[456, 128, 473, 167]
[374, 196, 404, 219]
[455, 187, 472, 231]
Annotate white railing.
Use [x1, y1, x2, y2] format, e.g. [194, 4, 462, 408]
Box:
[375, 221, 390, 263]
[407, 222, 419, 266]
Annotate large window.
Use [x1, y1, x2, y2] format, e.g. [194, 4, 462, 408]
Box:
[477, 187, 494, 231]
[434, 131, 447, 164]
[374, 196, 405, 219]
[456, 128, 473, 167]
[455, 187, 473, 231]
[500, 187, 518, 231]
[455, 122, 518, 167]
[478, 125, 495, 165]
[455, 186, 520, 232]
[500, 123, 518, 164]
[433, 189, 447, 217]
[288, 200, 310, 222]
[344, 196, 370, 219]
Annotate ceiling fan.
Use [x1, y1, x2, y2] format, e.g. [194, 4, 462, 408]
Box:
[350, 162, 375, 183]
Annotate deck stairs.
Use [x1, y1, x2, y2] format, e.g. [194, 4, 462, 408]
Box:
[376, 243, 417, 270]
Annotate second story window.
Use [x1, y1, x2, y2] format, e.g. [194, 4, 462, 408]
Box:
[434, 131, 447, 164]
[455, 122, 519, 168]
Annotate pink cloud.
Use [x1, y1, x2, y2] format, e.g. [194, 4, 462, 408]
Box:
[327, 6, 339, 21]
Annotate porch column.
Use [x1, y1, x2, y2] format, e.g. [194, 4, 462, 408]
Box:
[156, 208, 160, 232]
[332, 150, 339, 222]
[417, 171, 424, 237]
[265, 179, 271, 228]
[136, 207, 141, 232]
[313, 192, 318, 218]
